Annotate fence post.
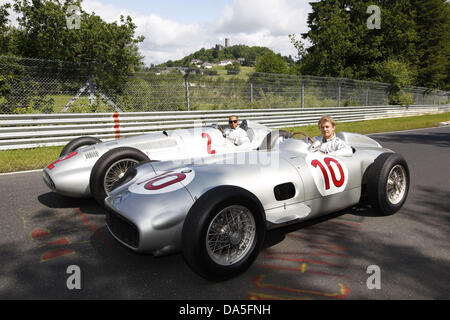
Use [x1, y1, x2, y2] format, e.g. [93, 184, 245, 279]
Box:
[301, 79, 305, 109]
[250, 78, 253, 104]
[88, 74, 95, 106]
[366, 86, 369, 106]
[338, 80, 341, 107]
[184, 73, 190, 111]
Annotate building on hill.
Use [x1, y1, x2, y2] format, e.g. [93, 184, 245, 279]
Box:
[202, 62, 213, 69]
[190, 59, 203, 66]
[237, 57, 245, 65]
[218, 60, 233, 66]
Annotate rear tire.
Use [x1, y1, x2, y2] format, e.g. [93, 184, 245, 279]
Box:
[182, 186, 266, 281]
[90, 147, 149, 206]
[367, 153, 410, 215]
[60, 136, 101, 157]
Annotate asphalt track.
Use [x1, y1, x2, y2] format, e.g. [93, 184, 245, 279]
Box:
[0, 126, 449, 300]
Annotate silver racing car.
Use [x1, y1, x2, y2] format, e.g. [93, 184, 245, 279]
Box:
[104, 132, 410, 281]
[42, 120, 289, 205]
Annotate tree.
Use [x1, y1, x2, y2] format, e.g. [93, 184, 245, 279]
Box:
[10, 0, 145, 91]
[255, 51, 288, 74]
[374, 58, 415, 105]
[295, 0, 449, 90]
[0, 3, 11, 54]
[412, 0, 450, 90]
[299, 0, 362, 78]
[297, 1, 419, 78]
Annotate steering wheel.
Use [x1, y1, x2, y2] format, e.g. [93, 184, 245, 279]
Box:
[292, 132, 314, 144]
[217, 124, 226, 135]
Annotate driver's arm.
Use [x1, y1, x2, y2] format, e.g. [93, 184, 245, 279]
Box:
[323, 139, 353, 156]
[328, 146, 353, 156]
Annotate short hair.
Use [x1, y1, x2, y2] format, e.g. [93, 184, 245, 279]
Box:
[229, 115, 238, 120]
[318, 116, 335, 128]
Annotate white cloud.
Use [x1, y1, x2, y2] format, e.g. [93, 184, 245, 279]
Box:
[215, 0, 309, 36]
[2, 0, 313, 65]
[83, 0, 312, 65]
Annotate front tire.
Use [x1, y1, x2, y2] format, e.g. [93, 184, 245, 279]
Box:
[90, 147, 149, 206]
[182, 186, 266, 281]
[367, 153, 410, 215]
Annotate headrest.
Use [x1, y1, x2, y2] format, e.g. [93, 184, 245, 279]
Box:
[239, 119, 248, 131]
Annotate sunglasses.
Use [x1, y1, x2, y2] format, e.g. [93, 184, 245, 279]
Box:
[229, 120, 238, 124]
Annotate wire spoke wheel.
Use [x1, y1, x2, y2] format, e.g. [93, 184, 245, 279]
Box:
[206, 205, 256, 266]
[386, 164, 407, 205]
[103, 158, 139, 195]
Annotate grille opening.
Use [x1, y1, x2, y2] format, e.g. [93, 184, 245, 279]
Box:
[106, 207, 139, 248]
[43, 171, 56, 191]
[274, 183, 296, 201]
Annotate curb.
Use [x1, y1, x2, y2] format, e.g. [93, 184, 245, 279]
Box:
[0, 169, 42, 176]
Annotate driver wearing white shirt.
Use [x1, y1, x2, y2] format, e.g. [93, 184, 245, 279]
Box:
[312, 116, 353, 156]
[223, 115, 250, 146]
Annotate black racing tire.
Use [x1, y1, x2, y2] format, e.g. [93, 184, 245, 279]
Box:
[182, 186, 266, 281]
[90, 147, 150, 206]
[110, 159, 157, 191]
[258, 130, 293, 150]
[367, 153, 410, 216]
[60, 136, 102, 157]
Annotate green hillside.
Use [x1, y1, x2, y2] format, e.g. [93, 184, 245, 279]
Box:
[158, 44, 294, 68]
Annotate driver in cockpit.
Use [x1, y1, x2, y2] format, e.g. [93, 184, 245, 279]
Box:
[223, 115, 250, 146]
[312, 116, 353, 156]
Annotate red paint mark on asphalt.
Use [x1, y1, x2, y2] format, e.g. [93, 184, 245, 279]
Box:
[40, 237, 71, 247]
[252, 274, 350, 299]
[264, 255, 347, 268]
[248, 218, 362, 300]
[31, 229, 51, 240]
[75, 208, 112, 248]
[40, 248, 75, 263]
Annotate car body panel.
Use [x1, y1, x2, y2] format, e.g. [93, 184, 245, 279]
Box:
[43, 121, 271, 198]
[105, 133, 393, 256]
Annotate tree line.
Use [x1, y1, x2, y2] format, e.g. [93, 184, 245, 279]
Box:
[291, 0, 449, 92]
[0, 0, 144, 92]
[1, 0, 448, 111]
[158, 44, 295, 69]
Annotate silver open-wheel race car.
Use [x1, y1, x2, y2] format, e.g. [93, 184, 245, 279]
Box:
[42, 120, 291, 205]
[104, 131, 410, 281]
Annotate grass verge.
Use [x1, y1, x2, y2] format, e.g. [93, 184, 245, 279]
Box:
[1, 111, 449, 174]
[283, 111, 450, 137]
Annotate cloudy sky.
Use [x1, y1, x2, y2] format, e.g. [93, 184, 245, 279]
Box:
[1, 0, 315, 66]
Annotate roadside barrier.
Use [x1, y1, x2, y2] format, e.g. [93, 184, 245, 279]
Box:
[1, 104, 448, 150]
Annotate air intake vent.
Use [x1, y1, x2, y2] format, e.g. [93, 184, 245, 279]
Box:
[106, 207, 139, 248]
[274, 183, 296, 201]
[85, 151, 99, 159]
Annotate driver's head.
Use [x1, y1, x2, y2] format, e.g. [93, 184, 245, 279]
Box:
[228, 115, 239, 129]
[318, 116, 336, 140]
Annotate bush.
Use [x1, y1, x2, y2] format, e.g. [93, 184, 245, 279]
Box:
[374, 59, 417, 105]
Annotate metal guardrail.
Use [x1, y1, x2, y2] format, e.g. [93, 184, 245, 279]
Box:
[0, 105, 448, 150]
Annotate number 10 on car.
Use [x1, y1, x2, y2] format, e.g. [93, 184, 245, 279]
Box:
[306, 154, 349, 196]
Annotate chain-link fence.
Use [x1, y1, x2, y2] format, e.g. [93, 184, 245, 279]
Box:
[1, 55, 449, 114]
